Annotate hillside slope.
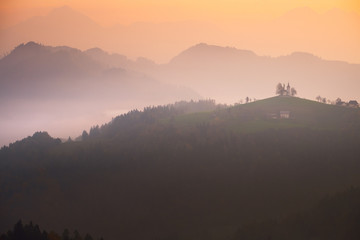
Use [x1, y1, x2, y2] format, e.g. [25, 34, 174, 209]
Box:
[1, 97, 360, 240]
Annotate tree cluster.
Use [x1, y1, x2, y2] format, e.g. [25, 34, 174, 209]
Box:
[316, 95, 330, 104]
[276, 83, 297, 96]
[0, 220, 103, 240]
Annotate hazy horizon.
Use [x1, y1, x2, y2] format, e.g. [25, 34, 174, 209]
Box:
[1, 0, 359, 146]
[1, 2, 360, 64]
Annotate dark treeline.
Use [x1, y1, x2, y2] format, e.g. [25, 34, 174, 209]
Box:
[83, 99, 222, 140]
[1, 97, 360, 240]
[0, 220, 103, 240]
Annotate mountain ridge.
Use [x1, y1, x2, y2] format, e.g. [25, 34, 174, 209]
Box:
[1, 6, 359, 64]
[0, 42, 200, 146]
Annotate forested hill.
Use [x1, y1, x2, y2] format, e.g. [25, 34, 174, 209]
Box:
[1, 96, 360, 240]
[94, 95, 360, 138]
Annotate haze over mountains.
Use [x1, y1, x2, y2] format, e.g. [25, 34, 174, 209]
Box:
[1, 5, 359, 64]
[0, 42, 199, 146]
[81, 42, 360, 103]
[1, 40, 360, 146]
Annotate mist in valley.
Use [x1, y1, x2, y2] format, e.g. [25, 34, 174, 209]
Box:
[1, 40, 360, 146]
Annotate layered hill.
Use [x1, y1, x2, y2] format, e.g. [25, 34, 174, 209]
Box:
[1, 97, 360, 240]
[152, 43, 360, 103]
[0, 41, 198, 102]
[0, 42, 199, 146]
[83, 42, 360, 103]
[1, 6, 359, 64]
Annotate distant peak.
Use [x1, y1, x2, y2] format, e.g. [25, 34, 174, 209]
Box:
[13, 41, 44, 52]
[289, 52, 319, 59]
[9, 42, 85, 58]
[85, 47, 107, 55]
[169, 43, 256, 64]
[193, 42, 208, 48]
[182, 43, 255, 57]
[187, 43, 254, 54]
[25, 41, 42, 47]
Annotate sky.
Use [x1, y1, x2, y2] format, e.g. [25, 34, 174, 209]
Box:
[1, 0, 359, 28]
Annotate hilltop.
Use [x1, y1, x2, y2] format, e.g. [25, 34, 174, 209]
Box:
[1, 97, 360, 240]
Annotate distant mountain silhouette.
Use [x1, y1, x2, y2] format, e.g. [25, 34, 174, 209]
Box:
[0, 42, 101, 83]
[142, 43, 360, 103]
[169, 43, 256, 65]
[0, 42, 199, 146]
[1, 6, 359, 64]
[0, 41, 198, 99]
[84, 47, 157, 72]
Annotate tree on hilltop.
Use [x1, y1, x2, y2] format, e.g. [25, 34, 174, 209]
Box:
[276, 83, 285, 96]
[276, 83, 297, 96]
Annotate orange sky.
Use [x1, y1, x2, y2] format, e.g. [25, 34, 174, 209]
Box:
[0, 0, 359, 64]
[1, 0, 360, 28]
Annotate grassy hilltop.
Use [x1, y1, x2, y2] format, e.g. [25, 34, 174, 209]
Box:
[172, 96, 359, 132]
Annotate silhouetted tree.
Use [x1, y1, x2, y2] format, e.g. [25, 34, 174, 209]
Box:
[61, 229, 70, 240]
[14, 220, 25, 240]
[276, 83, 285, 96]
[81, 131, 89, 141]
[290, 87, 297, 96]
[0, 221, 101, 240]
[73, 230, 82, 240]
[84, 234, 93, 240]
[89, 125, 100, 137]
[0, 220, 50, 240]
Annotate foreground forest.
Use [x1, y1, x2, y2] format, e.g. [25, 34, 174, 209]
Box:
[1, 96, 360, 240]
